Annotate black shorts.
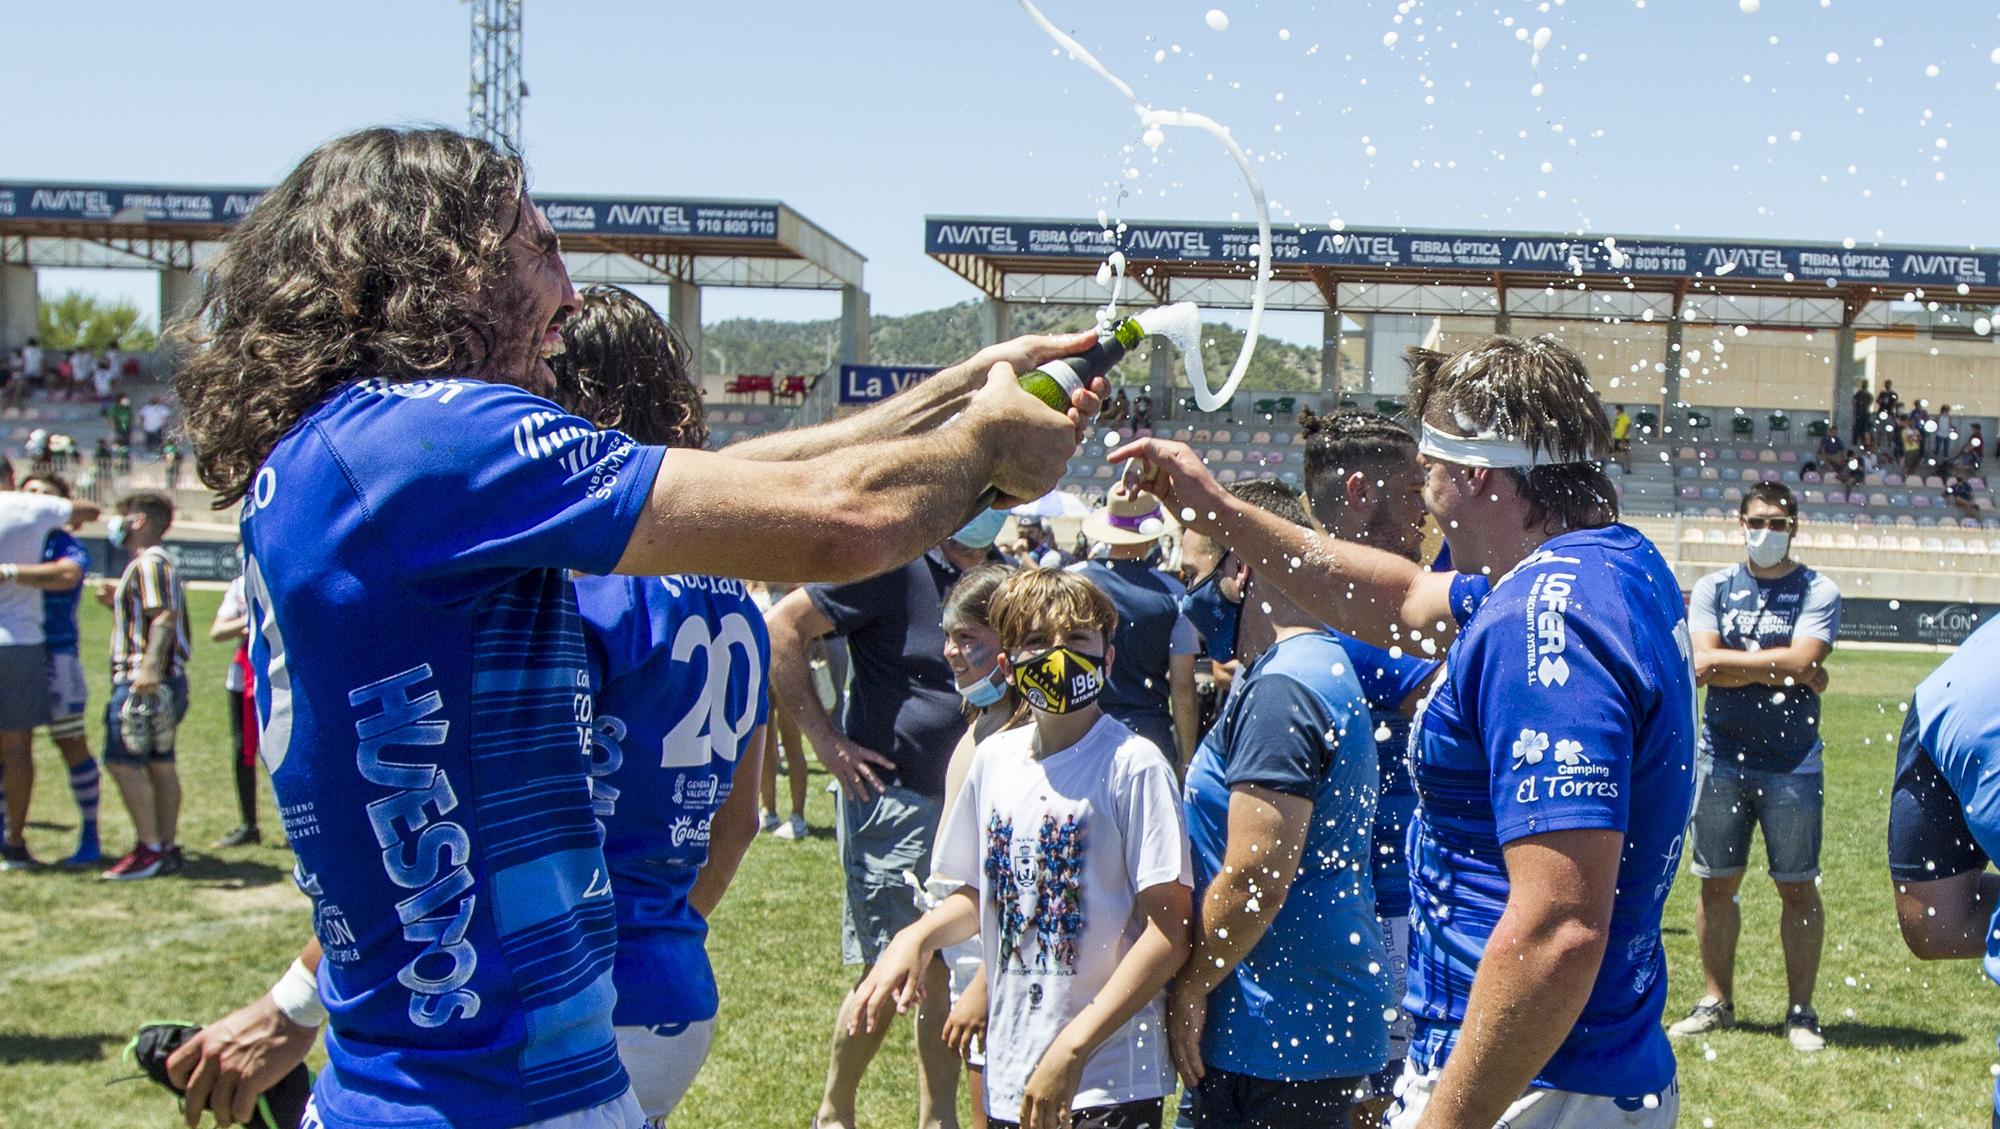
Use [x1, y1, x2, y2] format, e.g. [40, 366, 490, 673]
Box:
[1191, 1066, 1362, 1129]
[992, 1097, 1164, 1129]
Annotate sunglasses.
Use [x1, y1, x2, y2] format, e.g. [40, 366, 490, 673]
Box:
[1742, 516, 1796, 531]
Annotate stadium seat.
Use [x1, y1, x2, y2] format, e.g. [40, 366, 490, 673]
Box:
[1678, 485, 1700, 499]
[1375, 399, 1403, 416]
[1688, 413, 1714, 434]
[1924, 537, 1947, 553]
[1701, 486, 1723, 500]
[1678, 466, 1699, 480]
[1093, 464, 1116, 480]
[1224, 449, 1245, 463]
[1865, 473, 1885, 487]
[1722, 487, 1743, 504]
[1925, 475, 1945, 489]
[1732, 416, 1755, 436]
[1869, 492, 1891, 507]
[1204, 448, 1225, 464]
[1700, 467, 1720, 481]
[1700, 448, 1717, 462]
[1768, 413, 1791, 434]
[1836, 533, 1858, 549]
[1677, 447, 1698, 461]
[1636, 410, 1659, 433]
[1779, 450, 1800, 464]
[1896, 515, 1919, 528]
[1682, 527, 1704, 543]
[1802, 471, 1822, 485]
[1901, 535, 1923, 551]
[1251, 431, 1272, 445]
[1705, 529, 1728, 544]
[1735, 448, 1758, 463]
[1884, 473, 1904, 487]
[1217, 468, 1239, 484]
[1806, 532, 1834, 550]
[1172, 428, 1194, 442]
[1703, 507, 1728, 519]
[1913, 494, 1933, 509]
[1854, 513, 1875, 527]
[1807, 418, 1831, 438]
[1889, 493, 1911, 508]
[1193, 428, 1213, 443]
[1973, 477, 1989, 491]
[1263, 450, 1286, 465]
[1803, 490, 1826, 506]
[1972, 540, 1992, 555]
[1857, 534, 1880, 550]
[1758, 450, 1778, 464]
[1739, 468, 1761, 482]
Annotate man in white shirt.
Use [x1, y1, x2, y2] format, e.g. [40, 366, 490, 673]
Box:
[0, 459, 101, 868]
[20, 340, 43, 391]
[139, 399, 173, 454]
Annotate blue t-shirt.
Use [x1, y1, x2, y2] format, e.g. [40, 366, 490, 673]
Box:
[1407, 526, 1695, 1099]
[1887, 618, 2000, 1113]
[242, 378, 664, 1128]
[1183, 631, 1391, 1081]
[1688, 563, 1841, 775]
[1324, 628, 1439, 920]
[576, 573, 770, 1028]
[40, 528, 88, 655]
[1069, 559, 1196, 750]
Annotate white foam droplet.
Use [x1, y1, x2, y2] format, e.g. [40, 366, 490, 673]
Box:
[1278, 28, 1291, 41]
[1734, 324, 1750, 337]
[1383, 30, 1399, 47]
[1739, 0, 1759, 11]
[1991, 47, 2000, 65]
[1143, 126, 1166, 149]
[1927, 64, 1941, 77]
[1532, 26, 1552, 51]
[1205, 8, 1229, 32]
[1154, 48, 1167, 64]
[1825, 51, 1840, 65]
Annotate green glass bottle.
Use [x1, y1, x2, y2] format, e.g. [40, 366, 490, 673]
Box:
[1017, 317, 1148, 412]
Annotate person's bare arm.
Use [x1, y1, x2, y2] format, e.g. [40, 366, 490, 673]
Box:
[765, 590, 896, 801]
[1169, 652, 1200, 769]
[620, 363, 1089, 584]
[133, 607, 179, 695]
[1415, 829, 1621, 1129]
[6, 557, 82, 591]
[1895, 870, 2000, 960]
[690, 724, 765, 918]
[724, 332, 1098, 462]
[1019, 881, 1192, 1129]
[167, 938, 323, 1128]
[1111, 437, 1458, 650]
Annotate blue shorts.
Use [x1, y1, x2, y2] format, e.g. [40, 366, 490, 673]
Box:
[1688, 761, 1823, 883]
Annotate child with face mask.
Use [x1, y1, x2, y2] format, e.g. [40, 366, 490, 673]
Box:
[851, 568, 1193, 1129]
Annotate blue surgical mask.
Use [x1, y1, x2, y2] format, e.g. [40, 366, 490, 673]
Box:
[959, 667, 1009, 710]
[1179, 560, 1242, 663]
[952, 508, 1009, 550]
[107, 516, 129, 549]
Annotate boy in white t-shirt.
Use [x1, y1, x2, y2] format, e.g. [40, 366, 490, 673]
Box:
[851, 568, 1193, 1129]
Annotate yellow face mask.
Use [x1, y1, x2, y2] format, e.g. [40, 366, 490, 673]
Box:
[1009, 646, 1106, 715]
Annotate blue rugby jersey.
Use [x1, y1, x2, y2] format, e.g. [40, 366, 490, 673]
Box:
[241, 378, 663, 1127]
[1406, 526, 1695, 1099]
[575, 573, 769, 1028]
[40, 528, 88, 655]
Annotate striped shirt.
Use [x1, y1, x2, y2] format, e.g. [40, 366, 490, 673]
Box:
[111, 545, 190, 683]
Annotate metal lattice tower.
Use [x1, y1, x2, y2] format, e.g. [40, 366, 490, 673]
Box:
[466, 0, 525, 152]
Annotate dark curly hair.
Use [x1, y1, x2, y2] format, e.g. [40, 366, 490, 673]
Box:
[170, 127, 528, 505]
[549, 286, 707, 450]
[1297, 408, 1416, 521]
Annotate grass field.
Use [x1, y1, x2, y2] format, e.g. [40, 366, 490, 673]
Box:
[2, 604, 1993, 1127]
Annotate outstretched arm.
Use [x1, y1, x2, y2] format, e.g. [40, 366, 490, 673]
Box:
[1111, 437, 1459, 649]
[724, 332, 1099, 462]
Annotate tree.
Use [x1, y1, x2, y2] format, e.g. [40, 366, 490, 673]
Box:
[35, 290, 159, 353]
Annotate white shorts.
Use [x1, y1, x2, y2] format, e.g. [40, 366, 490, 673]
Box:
[46, 650, 86, 739]
[1386, 1063, 1678, 1129]
[302, 1089, 645, 1129]
[616, 1019, 717, 1125]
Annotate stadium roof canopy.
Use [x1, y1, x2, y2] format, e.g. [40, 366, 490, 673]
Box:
[926, 214, 2000, 331]
[0, 180, 864, 291]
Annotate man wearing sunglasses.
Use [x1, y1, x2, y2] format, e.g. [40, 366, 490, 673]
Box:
[1670, 481, 1842, 1053]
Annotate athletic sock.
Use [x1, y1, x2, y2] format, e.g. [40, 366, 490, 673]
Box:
[68, 756, 100, 829]
[233, 757, 259, 830]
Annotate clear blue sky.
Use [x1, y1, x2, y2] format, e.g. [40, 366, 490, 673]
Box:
[9, 0, 1999, 344]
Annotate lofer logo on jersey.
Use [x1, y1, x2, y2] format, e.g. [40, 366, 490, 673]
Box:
[1524, 570, 1576, 688]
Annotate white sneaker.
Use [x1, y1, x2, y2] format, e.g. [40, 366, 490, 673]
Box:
[1787, 1007, 1825, 1053]
[1667, 997, 1734, 1038]
[758, 811, 781, 834]
[774, 815, 808, 841]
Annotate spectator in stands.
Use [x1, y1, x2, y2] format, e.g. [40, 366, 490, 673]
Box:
[209, 570, 261, 847]
[766, 511, 1006, 1129]
[20, 338, 44, 397]
[1169, 478, 1390, 1127]
[1670, 481, 1840, 1053]
[1805, 429, 1844, 479]
[1134, 390, 1155, 435]
[92, 354, 116, 403]
[107, 394, 133, 450]
[163, 442, 184, 493]
[1107, 387, 1131, 428]
[0, 459, 99, 870]
[1072, 482, 1201, 766]
[96, 491, 192, 881]
[1948, 475, 1978, 520]
[1935, 404, 1956, 462]
[1875, 379, 1901, 426]
[1013, 516, 1068, 569]
[90, 439, 112, 496]
[1959, 423, 1986, 472]
[1901, 414, 1926, 476]
[138, 397, 173, 455]
[1610, 404, 1632, 472]
[64, 349, 90, 401]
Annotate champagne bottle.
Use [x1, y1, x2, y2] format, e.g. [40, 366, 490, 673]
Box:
[964, 318, 1147, 523]
[1016, 317, 1148, 412]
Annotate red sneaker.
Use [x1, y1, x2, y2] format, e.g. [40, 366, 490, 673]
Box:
[101, 845, 164, 881]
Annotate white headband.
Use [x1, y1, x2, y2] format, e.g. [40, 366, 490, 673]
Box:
[1418, 423, 1581, 469]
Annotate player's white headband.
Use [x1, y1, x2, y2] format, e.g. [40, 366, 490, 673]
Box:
[1418, 422, 1584, 469]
